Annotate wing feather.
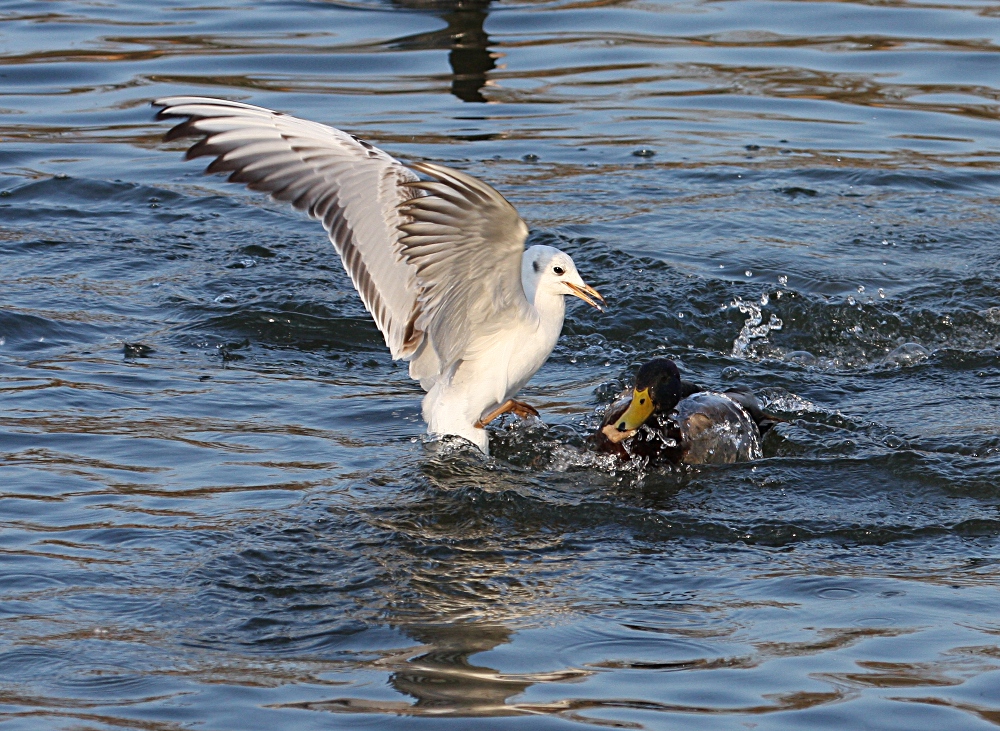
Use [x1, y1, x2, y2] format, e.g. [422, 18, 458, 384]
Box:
[400, 162, 529, 367]
[154, 96, 423, 358]
[154, 97, 530, 377]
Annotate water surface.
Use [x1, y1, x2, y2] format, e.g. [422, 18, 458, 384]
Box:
[2, 0, 1000, 728]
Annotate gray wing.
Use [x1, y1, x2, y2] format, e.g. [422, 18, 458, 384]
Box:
[154, 96, 423, 358]
[154, 97, 530, 375]
[400, 162, 529, 370]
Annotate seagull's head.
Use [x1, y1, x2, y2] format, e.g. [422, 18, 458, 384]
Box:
[523, 245, 604, 311]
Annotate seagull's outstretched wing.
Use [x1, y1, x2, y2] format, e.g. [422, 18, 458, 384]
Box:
[399, 162, 529, 370]
[153, 97, 529, 375]
[154, 96, 423, 358]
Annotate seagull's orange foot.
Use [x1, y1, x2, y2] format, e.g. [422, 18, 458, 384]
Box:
[509, 400, 540, 419]
[475, 399, 541, 428]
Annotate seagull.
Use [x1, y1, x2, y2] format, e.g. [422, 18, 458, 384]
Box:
[153, 97, 604, 454]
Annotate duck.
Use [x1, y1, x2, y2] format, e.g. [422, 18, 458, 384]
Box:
[591, 358, 781, 464]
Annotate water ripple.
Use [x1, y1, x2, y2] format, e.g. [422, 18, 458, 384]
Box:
[3, 0, 1000, 728]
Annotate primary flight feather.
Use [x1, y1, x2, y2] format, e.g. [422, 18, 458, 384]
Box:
[154, 97, 603, 454]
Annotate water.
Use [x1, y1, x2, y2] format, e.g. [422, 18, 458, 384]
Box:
[3, 0, 1000, 728]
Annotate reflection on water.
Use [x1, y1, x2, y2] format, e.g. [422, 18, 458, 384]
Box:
[3, 0, 1000, 728]
[278, 623, 591, 718]
[388, 0, 497, 102]
[385, 625, 529, 715]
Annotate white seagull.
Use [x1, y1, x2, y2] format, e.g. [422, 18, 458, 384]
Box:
[154, 97, 604, 454]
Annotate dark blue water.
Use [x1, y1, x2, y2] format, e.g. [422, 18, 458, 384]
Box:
[3, 0, 1000, 728]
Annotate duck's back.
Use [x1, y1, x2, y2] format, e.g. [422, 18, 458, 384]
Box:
[677, 392, 763, 464]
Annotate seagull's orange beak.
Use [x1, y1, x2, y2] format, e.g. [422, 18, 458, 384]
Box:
[565, 281, 605, 312]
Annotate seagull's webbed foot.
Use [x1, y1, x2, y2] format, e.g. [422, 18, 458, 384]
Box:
[509, 400, 540, 420]
[475, 399, 540, 428]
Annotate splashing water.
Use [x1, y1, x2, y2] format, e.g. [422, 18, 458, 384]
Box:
[730, 292, 783, 358]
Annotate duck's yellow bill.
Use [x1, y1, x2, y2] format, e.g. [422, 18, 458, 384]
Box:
[615, 387, 654, 431]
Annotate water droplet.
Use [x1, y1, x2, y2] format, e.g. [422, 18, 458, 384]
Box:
[677, 312, 685, 319]
[885, 342, 930, 367]
[785, 350, 817, 365]
[778, 275, 788, 285]
[847, 295, 856, 306]
[722, 366, 742, 380]
[632, 148, 656, 158]
[857, 285, 865, 293]
[981, 307, 1000, 323]
[745, 270, 753, 277]
[729, 295, 782, 357]
[878, 288, 885, 298]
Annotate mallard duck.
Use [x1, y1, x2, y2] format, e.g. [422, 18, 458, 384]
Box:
[592, 358, 780, 464]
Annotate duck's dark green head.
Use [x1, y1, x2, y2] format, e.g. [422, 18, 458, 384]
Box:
[614, 358, 683, 432]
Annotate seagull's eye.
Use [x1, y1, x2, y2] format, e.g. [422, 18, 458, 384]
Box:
[553, 266, 565, 275]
